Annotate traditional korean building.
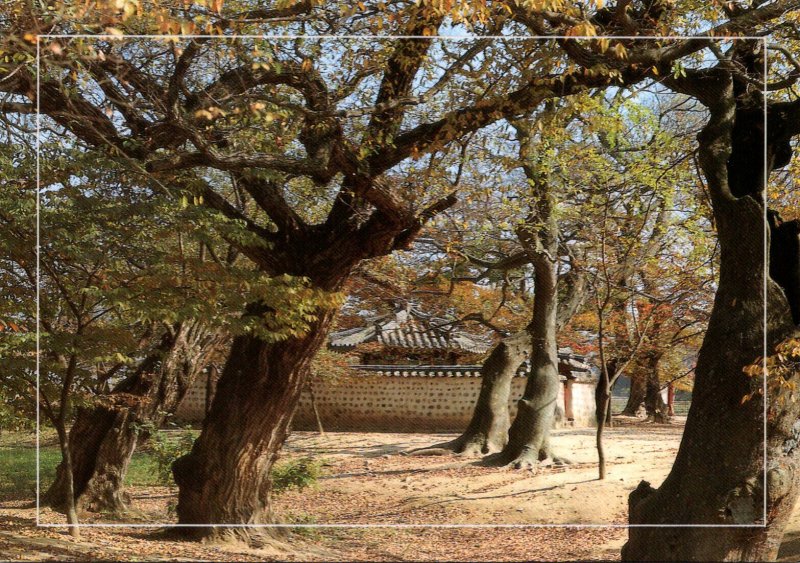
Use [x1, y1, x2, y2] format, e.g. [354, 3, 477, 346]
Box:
[290, 306, 597, 431]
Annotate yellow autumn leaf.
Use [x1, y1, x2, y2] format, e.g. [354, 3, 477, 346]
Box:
[122, 1, 137, 19]
[181, 21, 196, 35]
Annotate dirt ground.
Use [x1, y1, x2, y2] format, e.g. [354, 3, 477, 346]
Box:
[3, 417, 799, 561]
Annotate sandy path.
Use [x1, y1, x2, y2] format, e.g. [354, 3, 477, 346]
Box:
[276, 420, 683, 526]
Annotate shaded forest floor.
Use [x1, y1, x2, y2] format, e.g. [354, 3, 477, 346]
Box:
[3, 418, 798, 561]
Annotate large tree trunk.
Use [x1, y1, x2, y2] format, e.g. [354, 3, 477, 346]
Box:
[46, 321, 224, 513]
[643, 352, 669, 423]
[172, 304, 338, 543]
[490, 123, 563, 467]
[436, 331, 530, 455]
[621, 371, 646, 416]
[487, 119, 566, 469]
[623, 70, 800, 561]
[170, 164, 453, 541]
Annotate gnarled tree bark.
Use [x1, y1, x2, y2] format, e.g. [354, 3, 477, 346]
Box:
[487, 118, 567, 469]
[172, 170, 456, 543]
[494, 243, 562, 468]
[172, 303, 339, 542]
[434, 330, 531, 455]
[623, 60, 800, 560]
[441, 255, 586, 456]
[621, 370, 646, 417]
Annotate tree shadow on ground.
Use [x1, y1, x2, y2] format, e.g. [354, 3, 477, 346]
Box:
[320, 462, 466, 481]
[778, 531, 800, 562]
[290, 443, 412, 458]
[355, 478, 601, 521]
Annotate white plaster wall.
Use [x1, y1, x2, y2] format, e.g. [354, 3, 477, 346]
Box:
[175, 373, 597, 430]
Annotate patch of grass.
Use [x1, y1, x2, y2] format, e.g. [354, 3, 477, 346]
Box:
[123, 451, 161, 487]
[0, 433, 170, 497]
[1, 432, 328, 499]
[0, 443, 60, 498]
[121, 427, 202, 488]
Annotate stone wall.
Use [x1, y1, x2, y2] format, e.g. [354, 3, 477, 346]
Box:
[175, 376, 208, 422]
[175, 373, 597, 431]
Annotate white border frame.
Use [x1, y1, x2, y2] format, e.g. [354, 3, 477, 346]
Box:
[34, 33, 770, 530]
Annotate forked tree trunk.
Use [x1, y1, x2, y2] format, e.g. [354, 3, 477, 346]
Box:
[487, 119, 567, 469]
[621, 371, 646, 416]
[172, 305, 338, 543]
[623, 72, 800, 561]
[170, 165, 454, 540]
[435, 331, 530, 455]
[494, 247, 561, 468]
[439, 263, 586, 457]
[46, 321, 224, 513]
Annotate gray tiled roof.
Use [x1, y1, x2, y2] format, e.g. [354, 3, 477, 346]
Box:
[329, 305, 595, 380]
[329, 308, 492, 354]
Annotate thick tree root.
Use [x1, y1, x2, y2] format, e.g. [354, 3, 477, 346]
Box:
[480, 447, 572, 470]
[80, 493, 131, 516]
[172, 521, 290, 548]
[406, 432, 503, 457]
[405, 447, 452, 457]
[644, 413, 671, 424]
[542, 455, 573, 467]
